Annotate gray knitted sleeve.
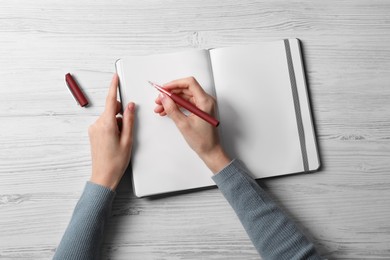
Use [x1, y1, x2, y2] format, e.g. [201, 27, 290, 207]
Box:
[53, 182, 115, 260]
[212, 159, 322, 260]
[53, 160, 322, 259]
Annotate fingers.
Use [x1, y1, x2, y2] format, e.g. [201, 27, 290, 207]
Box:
[154, 94, 191, 116]
[163, 77, 206, 98]
[105, 74, 119, 115]
[154, 104, 166, 116]
[121, 102, 136, 147]
[159, 93, 186, 125]
[155, 77, 200, 116]
[160, 76, 211, 105]
[163, 76, 198, 89]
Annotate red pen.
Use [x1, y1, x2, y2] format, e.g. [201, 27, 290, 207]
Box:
[149, 81, 219, 127]
[65, 73, 89, 107]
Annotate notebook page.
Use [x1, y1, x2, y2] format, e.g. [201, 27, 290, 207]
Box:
[210, 41, 304, 178]
[116, 50, 215, 197]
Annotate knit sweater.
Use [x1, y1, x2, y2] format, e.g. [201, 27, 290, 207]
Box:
[53, 159, 321, 259]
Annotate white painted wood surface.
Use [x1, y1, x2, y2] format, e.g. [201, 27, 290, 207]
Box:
[1, 0, 390, 259]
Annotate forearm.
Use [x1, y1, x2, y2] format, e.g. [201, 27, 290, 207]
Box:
[53, 182, 115, 260]
[212, 159, 321, 260]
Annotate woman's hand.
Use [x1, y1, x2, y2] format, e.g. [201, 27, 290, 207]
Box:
[88, 74, 135, 190]
[154, 77, 230, 174]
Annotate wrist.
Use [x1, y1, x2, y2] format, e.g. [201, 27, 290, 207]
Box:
[90, 172, 119, 191]
[200, 146, 231, 174]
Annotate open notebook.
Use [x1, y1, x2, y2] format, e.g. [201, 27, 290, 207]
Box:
[116, 39, 320, 197]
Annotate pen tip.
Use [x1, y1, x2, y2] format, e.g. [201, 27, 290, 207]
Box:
[148, 81, 160, 90]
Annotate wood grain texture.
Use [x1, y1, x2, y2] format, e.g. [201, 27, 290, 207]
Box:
[1, 0, 390, 259]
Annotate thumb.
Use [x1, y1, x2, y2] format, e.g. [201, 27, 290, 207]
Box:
[160, 93, 187, 124]
[120, 102, 135, 147]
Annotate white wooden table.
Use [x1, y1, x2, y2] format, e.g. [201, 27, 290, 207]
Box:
[1, 1, 389, 259]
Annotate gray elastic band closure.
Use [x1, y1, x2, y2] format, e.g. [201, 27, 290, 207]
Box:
[284, 39, 309, 172]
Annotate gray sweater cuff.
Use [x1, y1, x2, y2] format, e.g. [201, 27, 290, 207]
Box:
[212, 159, 252, 185]
[84, 181, 116, 210]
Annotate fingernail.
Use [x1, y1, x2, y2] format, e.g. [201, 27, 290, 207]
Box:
[159, 93, 166, 100]
[128, 102, 135, 112]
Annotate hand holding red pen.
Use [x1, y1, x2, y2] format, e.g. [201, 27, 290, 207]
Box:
[150, 81, 219, 127]
[154, 77, 230, 173]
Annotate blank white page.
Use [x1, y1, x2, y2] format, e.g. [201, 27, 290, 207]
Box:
[116, 50, 216, 197]
[210, 39, 317, 178]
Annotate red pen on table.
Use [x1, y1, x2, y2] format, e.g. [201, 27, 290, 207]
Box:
[149, 81, 219, 127]
[65, 73, 89, 107]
